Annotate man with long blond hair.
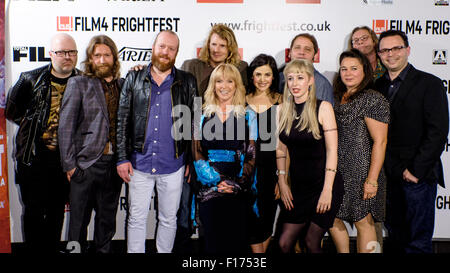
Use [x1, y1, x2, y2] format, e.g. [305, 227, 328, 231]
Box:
[58, 35, 123, 253]
[181, 24, 248, 98]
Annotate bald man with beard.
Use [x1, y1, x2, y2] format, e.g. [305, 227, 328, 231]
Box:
[6, 33, 80, 253]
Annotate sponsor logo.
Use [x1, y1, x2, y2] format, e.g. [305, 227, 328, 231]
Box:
[57, 16, 180, 32]
[119, 47, 152, 62]
[286, 0, 321, 3]
[57, 16, 73, 31]
[197, 0, 243, 3]
[196, 47, 244, 60]
[284, 48, 320, 63]
[373, 19, 449, 35]
[363, 0, 393, 4]
[372, 19, 389, 34]
[12, 46, 50, 62]
[433, 49, 448, 65]
[435, 0, 449, 6]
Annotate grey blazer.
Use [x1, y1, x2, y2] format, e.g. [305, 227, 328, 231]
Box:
[58, 75, 121, 172]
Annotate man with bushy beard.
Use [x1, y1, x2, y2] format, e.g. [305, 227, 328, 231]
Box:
[58, 35, 124, 253]
[116, 30, 198, 253]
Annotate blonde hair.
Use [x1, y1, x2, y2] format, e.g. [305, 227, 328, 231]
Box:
[203, 63, 246, 118]
[198, 24, 241, 67]
[278, 59, 321, 140]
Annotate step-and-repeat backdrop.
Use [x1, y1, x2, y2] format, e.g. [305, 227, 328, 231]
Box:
[4, 0, 450, 243]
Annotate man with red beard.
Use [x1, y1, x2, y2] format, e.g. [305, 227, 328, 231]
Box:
[58, 35, 124, 253]
[116, 30, 198, 253]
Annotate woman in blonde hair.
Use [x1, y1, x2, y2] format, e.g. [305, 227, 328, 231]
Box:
[193, 63, 257, 253]
[276, 59, 343, 253]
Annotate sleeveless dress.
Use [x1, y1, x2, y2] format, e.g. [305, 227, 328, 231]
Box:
[278, 100, 343, 229]
[248, 102, 279, 244]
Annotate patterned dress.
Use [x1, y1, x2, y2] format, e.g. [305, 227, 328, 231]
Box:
[193, 109, 257, 253]
[334, 89, 390, 223]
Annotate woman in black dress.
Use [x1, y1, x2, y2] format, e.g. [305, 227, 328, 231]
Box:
[246, 54, 282, 253]
[192, 63, 257, 254]
[276, 59, 343, 253]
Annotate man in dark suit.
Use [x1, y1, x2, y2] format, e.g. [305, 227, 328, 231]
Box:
[58, 35, 123, 253]
[375, 30, 449, 253]
[6, 33, 79, 252]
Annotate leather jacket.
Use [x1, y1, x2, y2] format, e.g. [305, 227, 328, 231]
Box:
[5, 64, 80, 165]
[117, 66, 198, 163]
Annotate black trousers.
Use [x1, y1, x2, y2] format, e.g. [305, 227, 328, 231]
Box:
[68, 155, 122, 253]
[16, 146, 69, 253]
[199, 195, 250, 254]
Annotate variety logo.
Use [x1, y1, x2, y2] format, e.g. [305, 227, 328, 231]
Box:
[435, 0, 449, 6]
[286, 0, 321, 3]
[57, 16, 73, 31]
[284, 48, 320, 63]
[119, 47, 152, 62]
[13, 46, 50, 62]
[433, 49, 447, 65]
[196, 47, 244, 60]
[197, 0, 243, 3]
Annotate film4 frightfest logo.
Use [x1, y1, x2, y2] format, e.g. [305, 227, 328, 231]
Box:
[372, 19, 389, 35]
[57, 16, 73, 31]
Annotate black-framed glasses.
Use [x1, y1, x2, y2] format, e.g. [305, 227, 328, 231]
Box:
[378, 46, 407, 55]
[351, 35, 370, 44]
[52, 50, 78, 57]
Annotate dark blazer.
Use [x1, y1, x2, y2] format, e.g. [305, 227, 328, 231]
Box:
[58, 75, 123, 172]
[375, 65, 449, 187]
[5, 64, 80, 165]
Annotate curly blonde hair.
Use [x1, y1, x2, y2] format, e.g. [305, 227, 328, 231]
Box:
[198, 24, 241, 67]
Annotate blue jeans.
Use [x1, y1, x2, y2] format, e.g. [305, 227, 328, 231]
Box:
[385, 179, 437, 253]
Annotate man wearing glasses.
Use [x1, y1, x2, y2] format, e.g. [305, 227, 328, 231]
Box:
[5, 33, 80, 253]
[375, 30, 449, 253]
[349, 26, 386, 80]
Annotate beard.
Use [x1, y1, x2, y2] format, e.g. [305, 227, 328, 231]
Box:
[151, 53, 175, 72]
[93, 63, 114, 79]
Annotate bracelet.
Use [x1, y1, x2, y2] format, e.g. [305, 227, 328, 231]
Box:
[325, 168, 337, 173]
[276, 170, 286, 176]
[365, 179, 378, 187]
[323, 128, 337, 132]
[276, 156, 287, 159]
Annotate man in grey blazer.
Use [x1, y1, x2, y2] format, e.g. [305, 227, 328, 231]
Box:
[58, 35, 124, 253]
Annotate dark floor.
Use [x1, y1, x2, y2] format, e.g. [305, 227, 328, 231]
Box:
[10, 236, 450, 254]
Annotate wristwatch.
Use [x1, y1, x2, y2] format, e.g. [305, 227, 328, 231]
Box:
[276, 170, 286, 176]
